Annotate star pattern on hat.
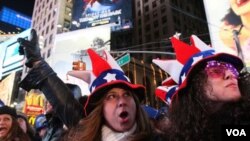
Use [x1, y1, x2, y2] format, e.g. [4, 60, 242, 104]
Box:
[104, 73, 117, 82]
[191, 55, 203, 66]
[91, 85, 96, 92]
[181, 73, 186, 83]
[124, 75, 131, 82]
[84, 49, 146, 116]
[167, 97, 171, 104]
[153, 35, 213, 106]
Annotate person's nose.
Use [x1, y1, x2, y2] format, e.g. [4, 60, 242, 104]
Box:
[224, 69, 236, 79]
[117, 95, 127, 107]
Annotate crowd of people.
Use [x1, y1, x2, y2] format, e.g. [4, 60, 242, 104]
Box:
[0, 29, 250, 141]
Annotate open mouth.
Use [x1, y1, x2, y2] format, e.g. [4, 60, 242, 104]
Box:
[119, 111, 128, 119]
[236, 0, 249, 7]
[0, 127, 7, 133]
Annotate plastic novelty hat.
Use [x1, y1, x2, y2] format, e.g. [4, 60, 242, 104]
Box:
[84, 49, 145, 115]
[153, 35, 243, 105]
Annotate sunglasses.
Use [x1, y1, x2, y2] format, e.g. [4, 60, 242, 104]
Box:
[205, 60, 239, 79]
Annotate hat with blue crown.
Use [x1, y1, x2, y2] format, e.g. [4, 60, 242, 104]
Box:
[84, 49, 145, 116]
[35, 114, 48, 131]
[153, 35, 244, 105]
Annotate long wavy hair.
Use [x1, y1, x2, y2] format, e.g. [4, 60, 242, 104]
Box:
[0, 117, 31, 141]
[166, 70, 227, 141]
[62, 85, 155, 141]
[165, 67, 250, 141]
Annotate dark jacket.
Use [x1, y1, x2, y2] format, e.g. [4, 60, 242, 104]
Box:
[20, 61, 84, 129]
[42, 113, 64, 141]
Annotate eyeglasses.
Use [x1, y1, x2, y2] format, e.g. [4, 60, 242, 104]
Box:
[205, 60, 239, 79]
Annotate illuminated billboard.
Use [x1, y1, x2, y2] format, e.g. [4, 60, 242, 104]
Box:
[203, 0, 250, 66]
[47, 24, 111, 95]
[71, 0, 133, 31]
[0, 29, 31, 79]
[0, 7, 31, 29]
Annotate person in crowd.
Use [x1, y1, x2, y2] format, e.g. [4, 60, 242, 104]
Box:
[17, 111, 38, 141]
[17, 29, 84, 129]
[0, 105, 31, 141]
[34, 114, 48, 140]
[41, 100, 65, 141]
[142, 105, 169, 135]
[17, 29, 164, 141]
[153, 107, 169, 135]
[63, 49, 163, 141]
[153, 35, 250, 140]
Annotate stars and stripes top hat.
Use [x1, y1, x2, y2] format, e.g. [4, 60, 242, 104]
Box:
[153, 35, 243, 105]
[84, 49, 145, 116]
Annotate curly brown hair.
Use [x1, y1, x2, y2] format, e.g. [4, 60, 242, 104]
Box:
[166, 70, 226, 141]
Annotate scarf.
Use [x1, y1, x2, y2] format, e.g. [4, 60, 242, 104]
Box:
[101, 123, 137, 141]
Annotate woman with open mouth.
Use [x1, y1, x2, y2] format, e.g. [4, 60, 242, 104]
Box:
[61, 49, 164, 141]
[0, 105, 31, 141]
[18, 30, 164, 141]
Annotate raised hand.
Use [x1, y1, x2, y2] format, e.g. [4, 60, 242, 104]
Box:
[17, 29, 42, 68]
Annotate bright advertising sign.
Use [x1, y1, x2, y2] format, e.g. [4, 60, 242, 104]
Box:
[0, 29, 31, 79]
[48, 24, 111, 95]
[71, 0, 133, 31]
[203, 0, 250, 66]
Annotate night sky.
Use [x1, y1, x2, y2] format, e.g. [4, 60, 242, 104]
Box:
[1, 0, 35, 17]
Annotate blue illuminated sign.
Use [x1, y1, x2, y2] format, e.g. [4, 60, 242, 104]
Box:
[0, 7, 31, 29]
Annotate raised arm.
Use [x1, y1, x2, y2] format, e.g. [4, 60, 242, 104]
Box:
[17, 29, 84, 128]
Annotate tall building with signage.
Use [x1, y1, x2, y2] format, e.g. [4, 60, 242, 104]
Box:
[30, 0, 73, 60]
[121, 0, 209, 63]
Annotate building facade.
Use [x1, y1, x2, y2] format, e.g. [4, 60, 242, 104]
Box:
[23, 0, 209, 107]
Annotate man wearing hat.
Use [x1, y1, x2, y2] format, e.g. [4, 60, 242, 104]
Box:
[153, 35, 250, 140]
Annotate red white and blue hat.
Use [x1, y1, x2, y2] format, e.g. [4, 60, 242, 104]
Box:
[153, 35, 244, 105]
[84, 49, 145, 116]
